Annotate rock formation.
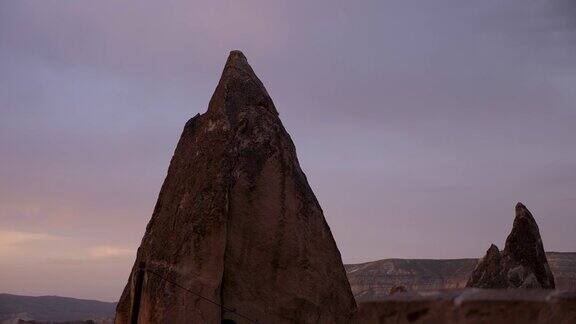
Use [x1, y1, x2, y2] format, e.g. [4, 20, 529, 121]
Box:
[345, 253, 574, 302]
[466, 203, 555, 289]
[115, 51, 356, 323]
[355, 289, 576, 324]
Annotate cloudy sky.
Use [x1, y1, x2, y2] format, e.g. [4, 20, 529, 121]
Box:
[1, 0, 575, 301]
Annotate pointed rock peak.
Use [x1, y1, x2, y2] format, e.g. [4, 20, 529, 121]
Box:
[516, 201, 526, 209]
[504, 202, 555, 288]
[481, 244, 502, 265]
[505, 202, 541, 254]
[486, 244, 500, 256]
[512, 202, 539, 231]
[515, 202, 530, 217]
[226, 50, 247, 66]
[467, 202, 555, 289]
[466, 243, 506, 288]
[207, 50, 278, 120]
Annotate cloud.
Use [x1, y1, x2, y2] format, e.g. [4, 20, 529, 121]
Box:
[0, 229, 134, 262]
[87, 245, 134, 260]
[0, 229, 59, 255]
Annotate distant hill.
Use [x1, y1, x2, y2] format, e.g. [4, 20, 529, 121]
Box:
[0, 294, 115, 324]
[345, 252, 576, 301]
[547, 252, 576, 291]
[1, 253, 573, 321]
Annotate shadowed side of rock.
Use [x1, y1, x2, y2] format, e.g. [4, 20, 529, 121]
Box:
[504, 203, 555, 288]
[465, 244, 507, 288]
[466, 203, 555, 289]
[115, 51, 356, 324]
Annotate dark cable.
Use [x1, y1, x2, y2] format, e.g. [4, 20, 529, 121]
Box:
[144, 268, 257, 323]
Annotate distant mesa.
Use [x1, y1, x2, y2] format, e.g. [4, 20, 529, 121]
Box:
[466, 203, 555, 289]
[115, 51, 356, 323]
[0, 293, 115, 324]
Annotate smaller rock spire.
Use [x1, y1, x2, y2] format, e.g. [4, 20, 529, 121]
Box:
[466, 203, 555, 289]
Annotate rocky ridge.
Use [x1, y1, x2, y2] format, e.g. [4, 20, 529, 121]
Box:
[0, 294, 114, 324]
[355, 289, 576, 324]
[345, 252, 575, 302]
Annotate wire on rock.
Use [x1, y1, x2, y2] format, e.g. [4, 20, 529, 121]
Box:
[144, 267, 257, 323]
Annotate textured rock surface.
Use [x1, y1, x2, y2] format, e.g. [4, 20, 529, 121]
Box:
[345, 259, 478, 301]
[345, 252, 574, 302]
[354, 289, 576, 324]
[466, 203, 555, 289]
[115, 51, 356, 323]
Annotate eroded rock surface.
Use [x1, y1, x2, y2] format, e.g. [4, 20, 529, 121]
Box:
[115, 51, 356, 323]
[345, 252, 575, 302]
[466, 203, 555, 289]
[355, 289, 576, 324]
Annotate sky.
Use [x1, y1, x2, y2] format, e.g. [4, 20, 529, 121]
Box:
[0, 0, 575, 302]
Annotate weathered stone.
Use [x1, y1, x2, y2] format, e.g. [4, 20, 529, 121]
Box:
[466, 203, 555, 289]
[465, 244, 507, 289]
[115, 51, 356, 323]
[345, 252, 575, 302]
[354, 289, 576, 324]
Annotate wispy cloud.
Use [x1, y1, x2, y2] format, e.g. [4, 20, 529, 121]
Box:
[0, 229, 134, 262]
[0, 229, 59, 254]
[87, 245, 134, 260]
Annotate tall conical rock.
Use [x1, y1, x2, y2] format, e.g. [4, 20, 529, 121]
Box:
[466, 203, 555, 289]
[115, 51, 357, 323]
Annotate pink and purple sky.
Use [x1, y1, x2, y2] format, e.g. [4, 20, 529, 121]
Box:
[1, 0, 575, 301]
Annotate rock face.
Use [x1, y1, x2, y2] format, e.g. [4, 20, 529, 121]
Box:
[115, 51, 356, 323]
[345, 252, 575, 302]
[466, 203, 555, 289]
[355, 290, 576, 324]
